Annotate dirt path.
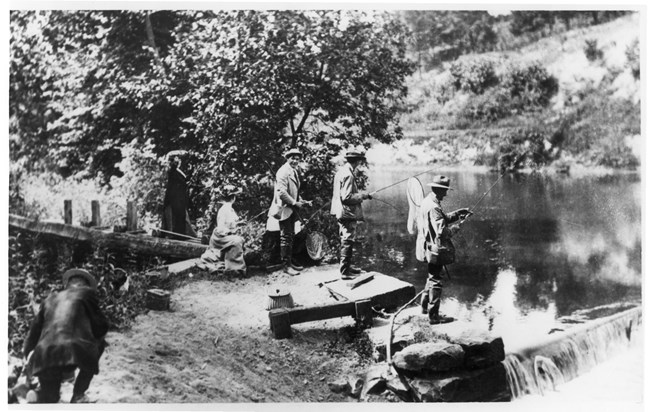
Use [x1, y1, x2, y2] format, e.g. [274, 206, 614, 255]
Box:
[80, 266, 374, 403]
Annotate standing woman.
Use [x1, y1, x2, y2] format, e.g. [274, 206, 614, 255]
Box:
[201, 185, 247, 276]
[161, 151, 197, 239]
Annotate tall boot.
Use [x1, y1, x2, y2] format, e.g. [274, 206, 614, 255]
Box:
[420, 290, 429, 315]
[428, 287, 453, 325]
[281, 246, 299, 276]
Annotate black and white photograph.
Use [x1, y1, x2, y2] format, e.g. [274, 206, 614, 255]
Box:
[5, 1, 646, 409]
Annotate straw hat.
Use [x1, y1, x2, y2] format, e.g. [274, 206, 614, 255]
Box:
[62, 269, 98, 290]
[427, 175, 453, 190]
[222, 184, 243, 198]
[284, 148, 302, 158]
[344, 149, 366, 160]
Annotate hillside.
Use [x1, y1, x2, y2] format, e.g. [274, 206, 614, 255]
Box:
[369, 13, 641, 170]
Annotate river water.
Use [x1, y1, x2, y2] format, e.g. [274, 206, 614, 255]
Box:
[355, 166, 642, 350]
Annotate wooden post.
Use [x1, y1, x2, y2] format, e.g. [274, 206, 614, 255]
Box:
[269, 309, 292, 339]
[126, 201, 138, 231]
[91, 200, 101, 227]
[355, 299, 373, 328]
[64, 200, 72, 225]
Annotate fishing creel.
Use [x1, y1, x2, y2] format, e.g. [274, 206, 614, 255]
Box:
[267, 288, 294, 310]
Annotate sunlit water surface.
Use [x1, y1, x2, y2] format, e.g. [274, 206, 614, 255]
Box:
[354, 166, 642, 350]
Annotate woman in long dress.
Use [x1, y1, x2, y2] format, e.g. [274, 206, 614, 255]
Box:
[200, 185, 246, 275]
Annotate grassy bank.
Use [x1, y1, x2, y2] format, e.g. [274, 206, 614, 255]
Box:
[395, 13, 641, 171]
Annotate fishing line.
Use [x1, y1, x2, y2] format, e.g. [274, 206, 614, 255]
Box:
[371, 197, 405, 214]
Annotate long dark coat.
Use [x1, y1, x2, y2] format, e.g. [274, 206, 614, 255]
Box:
[162, 167, 190, 236]
[23, 287, 109, 376]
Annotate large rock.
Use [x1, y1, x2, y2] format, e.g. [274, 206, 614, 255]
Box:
[407, 363, 511, 402]
[392, 342, 465, 372]
[449, 331, 505, 369]
[385, 375, 412, 401]
[327, 378, 351, 395]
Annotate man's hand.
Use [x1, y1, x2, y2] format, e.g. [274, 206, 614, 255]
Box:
[363, 192, 373, 200]
[455, 208, 472, 219]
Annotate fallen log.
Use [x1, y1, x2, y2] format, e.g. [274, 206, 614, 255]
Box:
[9, 214, 207, 260]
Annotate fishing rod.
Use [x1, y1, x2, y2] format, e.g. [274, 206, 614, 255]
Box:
[370, 167, 439, 195]
[468, 172, 507, 214]
[153, 228, 201, 241]
[468, 152, 528, 215]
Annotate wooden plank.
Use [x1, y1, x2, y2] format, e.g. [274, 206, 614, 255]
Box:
[269, 310, 292, 339]
[355, 299, 373, 328]
[166, 258, 203, 276]
[64, 200, 72, 224]
[268, 301, 356, 326]
[9, 214, 207, 260]
[348, 273, 374, 290]
[126, 201, 138, 231]
[91, 200, 101, 227]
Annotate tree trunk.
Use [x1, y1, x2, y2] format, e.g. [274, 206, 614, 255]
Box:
[145, 12, 165, 70]
[9, 214, 207, 260]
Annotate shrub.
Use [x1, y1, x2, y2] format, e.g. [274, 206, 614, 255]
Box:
[625, 38, 640, 80]
[458, 88, 512, 122]
[8, 231, 165, 356]
[501, 62, 558, 108]
[492, 128, 553, 172]
[449, 58, 499, 94]
[583, 39, 604, 62]
[430, 74, 457, 105]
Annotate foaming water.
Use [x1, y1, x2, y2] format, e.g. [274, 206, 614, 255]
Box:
[503, 307, 642, 399]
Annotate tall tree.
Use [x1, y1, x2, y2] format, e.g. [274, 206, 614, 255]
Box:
[10, 10, 415, 216]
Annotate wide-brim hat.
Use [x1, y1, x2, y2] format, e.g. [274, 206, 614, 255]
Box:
[222, 184, 243, 197]
[284, 148, 303, 158]
[165, 150, 189, 160]
[62, 269, 98, 290]
[427, 175, 453, 190]
[344, 149, 366, 159]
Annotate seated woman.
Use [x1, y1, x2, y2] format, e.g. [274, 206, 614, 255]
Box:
[200, 185, 247, 276]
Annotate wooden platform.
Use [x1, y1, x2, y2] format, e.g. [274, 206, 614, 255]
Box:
[325, 271, 416, 310]
[269, 269, 415, 339]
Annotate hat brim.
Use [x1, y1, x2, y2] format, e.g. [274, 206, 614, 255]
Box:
[345, 155, 366, 159]
[223, 189, 243, 197]
[427, 183, 452, 190]
[62, 269, 98, 290]
[284, 150, 302, 158]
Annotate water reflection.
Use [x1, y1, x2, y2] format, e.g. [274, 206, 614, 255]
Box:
[357, 167, 642, 340]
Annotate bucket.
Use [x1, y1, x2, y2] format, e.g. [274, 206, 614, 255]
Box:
[146, 289, 171, 310]
[267, 288, 294, 311]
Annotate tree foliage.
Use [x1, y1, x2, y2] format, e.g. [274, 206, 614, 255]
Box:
[10, 10, 415, 220]
[402, 10, 497, 69]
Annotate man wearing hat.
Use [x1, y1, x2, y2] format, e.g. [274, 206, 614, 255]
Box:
[23, 269, 109, 403]
[201, 185, 247, 275]
[268, 148, 311, 275]
[331, 149, 373, 280]
[416, 175, 471, 324]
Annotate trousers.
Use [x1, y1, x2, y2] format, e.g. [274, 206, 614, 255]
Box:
[421, 262, 444, 320]
[279, 213, 297, 264]
[338, 220, 357, 277]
